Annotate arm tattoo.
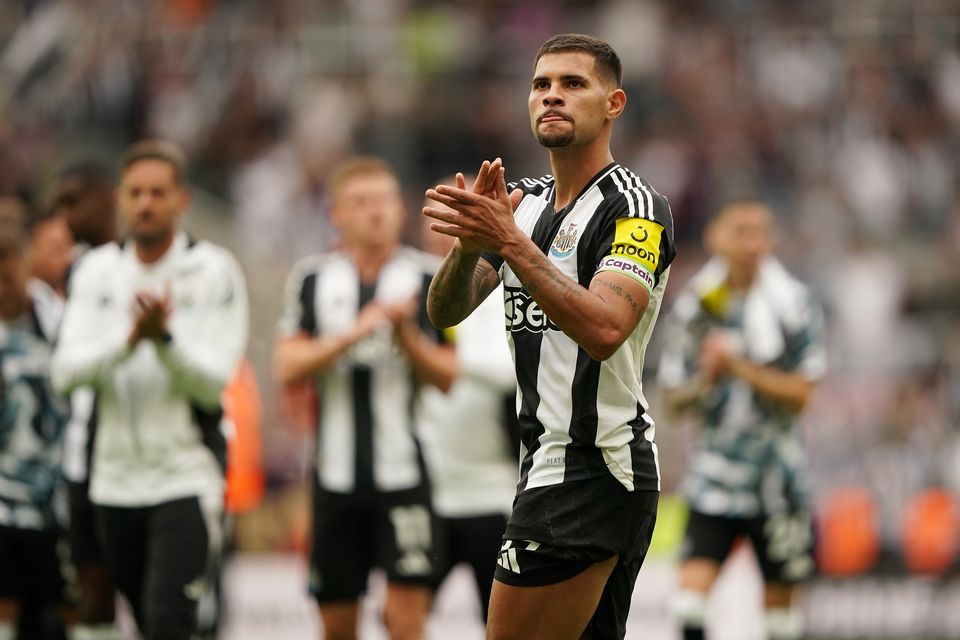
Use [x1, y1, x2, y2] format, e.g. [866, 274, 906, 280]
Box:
[598, 278, 641, 318]
[518, 244, 584, 301]
[427, 246, 497, 327]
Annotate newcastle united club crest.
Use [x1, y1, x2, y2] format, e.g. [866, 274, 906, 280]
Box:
[549, 223, 579, 258]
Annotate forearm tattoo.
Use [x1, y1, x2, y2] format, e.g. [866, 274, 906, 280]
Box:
[428, 246, 494, 325]
[517, 245, 584, 303]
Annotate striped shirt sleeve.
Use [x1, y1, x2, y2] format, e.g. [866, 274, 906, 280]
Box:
[276, 258, 319, 337]
[592, 190, 676, 293]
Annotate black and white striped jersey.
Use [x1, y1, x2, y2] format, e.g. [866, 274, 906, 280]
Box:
[277, 247, 445, 494]
[482, 162, 676, 494]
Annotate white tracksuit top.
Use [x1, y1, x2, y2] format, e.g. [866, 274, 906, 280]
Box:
[52, 232, 249, 508]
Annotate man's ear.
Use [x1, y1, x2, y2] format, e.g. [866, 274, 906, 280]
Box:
[607, 88, 627, 120]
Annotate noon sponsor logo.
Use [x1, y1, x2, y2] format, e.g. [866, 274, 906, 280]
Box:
[504, 286, 559, 333]
[611, 242, 658, 267]
[611, 218, 663, 270]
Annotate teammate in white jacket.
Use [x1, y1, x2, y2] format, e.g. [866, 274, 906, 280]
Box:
[52, 140, 249, 640]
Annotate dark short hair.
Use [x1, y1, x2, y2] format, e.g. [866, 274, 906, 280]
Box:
[120, 140, 188, 184]
[328, 156, 398, 202]
[56, 159, 114, 188]
[535, 33, 622, 88]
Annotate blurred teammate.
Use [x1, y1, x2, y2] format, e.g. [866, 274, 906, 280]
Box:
[424, 34, 676, 640]
[52, 140, 249, 640]
[418, 179, 517, 622]
[49, 160, 121, 640]
[658, 201, 826, 640]
[274, 156, 454, 640]
[27, 212, 74, 301]
[0, 233, 70, 639]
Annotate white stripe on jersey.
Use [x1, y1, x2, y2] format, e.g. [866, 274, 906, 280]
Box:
[526, 331, 579, 489]
[316, 259, 358, 491]
[610, 168, 638, 217]
[619, 167, 652, 220]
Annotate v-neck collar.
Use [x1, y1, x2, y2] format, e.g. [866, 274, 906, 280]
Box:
[548, 161, 619, 216]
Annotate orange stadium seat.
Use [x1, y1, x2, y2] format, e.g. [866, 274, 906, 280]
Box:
[816, 486, 880, 577]
[223, 358, 265, 514]
[901, 488, 959, 575]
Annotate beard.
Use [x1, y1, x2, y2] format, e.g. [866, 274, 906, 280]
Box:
[536, 129, 575, 148]
[130, 221, 173, 246]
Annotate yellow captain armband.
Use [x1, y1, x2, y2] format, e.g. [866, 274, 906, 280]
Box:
[595, 218, 664, 293]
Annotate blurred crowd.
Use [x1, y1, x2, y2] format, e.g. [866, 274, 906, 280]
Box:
[2, 0, 960, 572]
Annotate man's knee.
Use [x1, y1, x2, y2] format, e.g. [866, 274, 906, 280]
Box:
[319, 602, 359, 640]
[383, 587, 429, 640]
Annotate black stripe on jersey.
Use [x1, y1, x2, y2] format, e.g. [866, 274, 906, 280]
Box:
[514, 329, 545, 490]
[353, 281, 377, 493]
[191, 403, 227, 474]
[299, 272, 318, 335]
[629, 405, 659, 488]
[562, 349, 607, 480]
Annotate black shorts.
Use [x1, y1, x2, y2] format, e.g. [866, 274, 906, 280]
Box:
[0, 525, 67, 605]
[682, 509, 815, 584]
[310, 484, 437, 603]
[67, 480, 106, 569]
[433, 513, 507, 619]
[494, 474, 658, 640]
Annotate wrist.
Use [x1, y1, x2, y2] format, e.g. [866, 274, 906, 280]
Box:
[454, 240, 482, 259]
[498, 231, 528, 263]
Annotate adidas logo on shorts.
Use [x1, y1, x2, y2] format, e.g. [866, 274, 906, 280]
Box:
[497, 540, 541, 574]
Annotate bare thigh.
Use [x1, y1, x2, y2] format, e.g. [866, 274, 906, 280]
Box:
[486, 555, 618, 640]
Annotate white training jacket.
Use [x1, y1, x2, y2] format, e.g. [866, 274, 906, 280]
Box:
[51, 232, 249, 508]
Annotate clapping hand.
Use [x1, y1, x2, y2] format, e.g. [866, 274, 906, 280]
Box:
[128, 288, 172, 347]
[423, 157, 524, 255]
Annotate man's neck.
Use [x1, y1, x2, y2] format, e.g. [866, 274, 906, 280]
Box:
[94, 225, 119, 248]
[548, 141, 614, 211]
[347, 242, 397, 284]
[726, 267, 758, 292]
[135, 232, 176, 265]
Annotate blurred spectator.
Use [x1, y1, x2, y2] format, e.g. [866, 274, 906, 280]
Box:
[26, 212, 73, 299]
[0, 232, 70, 640]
